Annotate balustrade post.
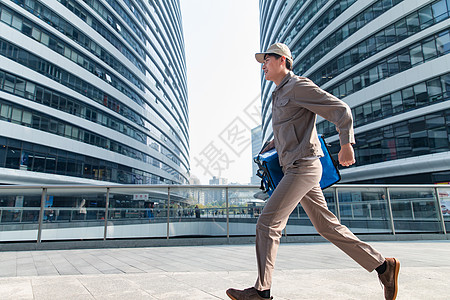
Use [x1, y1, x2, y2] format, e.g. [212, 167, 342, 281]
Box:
[335, 187, 341, 222]
[103, 187, 110, 240]
[167, 187, 171, 240]
[435, 187, 447, 235]
[226, 187, 229, 242]
[37, 187, 47, 243]
[385, 188, 396, 235]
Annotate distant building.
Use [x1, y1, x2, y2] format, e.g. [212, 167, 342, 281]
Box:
[189, 174, 201, 185]
[209, 176, 228, 185]
[258, 0, 450, 184]
[0, 0, 189, 185]
[207, 176, 227, 204]
[251, 125, 262, 185]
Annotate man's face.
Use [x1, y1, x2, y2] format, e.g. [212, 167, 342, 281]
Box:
[262, 55, 285, 82]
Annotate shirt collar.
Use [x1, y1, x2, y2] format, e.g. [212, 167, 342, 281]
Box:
[274, 71, 294, 92]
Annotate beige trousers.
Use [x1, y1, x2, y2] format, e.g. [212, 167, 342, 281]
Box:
[254, 158, 385, 290]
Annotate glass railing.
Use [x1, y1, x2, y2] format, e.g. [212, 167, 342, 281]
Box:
[0, 184, 448, 243]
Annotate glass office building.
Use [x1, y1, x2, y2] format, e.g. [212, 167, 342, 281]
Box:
[0, 0, 189, 185]
[259, 0, 450, 184]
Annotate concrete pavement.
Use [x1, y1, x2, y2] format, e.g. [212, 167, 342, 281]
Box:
[0, 240, 449, 299]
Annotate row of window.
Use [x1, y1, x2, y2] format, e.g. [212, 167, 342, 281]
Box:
[2, 2, 145, 94]
[0, 3, 187, 137]
[318, 73, 450, 135]
[328, 109, 450, 167]
[0, 68, 187, 168]
[0, 37, 187, 158]
[8, 0, 188, 132]
[272, 0, 307, 44]
[11, 0, 145, 73]
[307, 0, 450, 87]
[106, 0, 189, 113]
[289, 0, 371, 57]
[54, 0, 188, 120]
[0, 137, 184, 184]
[296, 0, 408, 75]
[261, 0, 360, 120]
[0, 98, 187, 178]
[326, 28, 450, 99]
[282, 0, 334, 46]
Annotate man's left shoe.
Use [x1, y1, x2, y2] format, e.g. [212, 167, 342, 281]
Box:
[378, 257, 400, 300]
[226, 287, 272, 300]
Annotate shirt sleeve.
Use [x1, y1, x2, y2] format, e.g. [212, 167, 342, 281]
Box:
[293, 78, 355, 146]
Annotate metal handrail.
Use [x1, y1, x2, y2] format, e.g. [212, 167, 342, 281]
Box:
[0, 184, 447, 244]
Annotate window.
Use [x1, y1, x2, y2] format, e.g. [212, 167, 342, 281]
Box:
[406, 13, 420, 34]
[363, 102, 372, 121]
[49, 120, 58, 133]
[391, 91, 403, 113]
[32, 115, 40, 129]
[3, 74, 15, 92]
[419, 6, 433, 28]
[381, 95, 393, 117]
[31, 27, 41, 40]
[1, 8, 12, 25]
[22, 111, 32, 126]
[372, 99, 382, 119]
[51, 94, 59, 109]
[15, 78, 25, 96]
[431, 0, 448, 22]
[369, 66, 379, 84]
[414, 83, 428, 106]
[5, 147, 21, 169]
[56, 156, 67, 174]
[410, 44, 423, 65]
[40, 117, 49, 131]
[427, 78, 442, 102]
[377, 62, 389, 79]
[45, 156, 56, 173]
[0, 104, 11, 119]
[395, 18, 407, 37]
[422, 39, 437, 60]
[64, 125, 72, 138]
[397, 51, 411, 71]
[25, 81, 35, 99]
[354, 106, 364, 126]
[43, 90, 52, 106]
[32, 154, 46, 172]
[11, 15, 22, 30]
[385, 24, 396, 47]
[11, 107, 22, 123]
[41, 32, 49, 46]
[436, 31, 450, 55]
[387, 57, 399, 75]
[402, 87, 415, 110]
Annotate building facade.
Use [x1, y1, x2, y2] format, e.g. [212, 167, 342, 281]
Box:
[259, 0, 450, 184]
[0, 0, 189, 185]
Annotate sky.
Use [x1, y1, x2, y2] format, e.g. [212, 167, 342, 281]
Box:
[180, 0, 262, 184]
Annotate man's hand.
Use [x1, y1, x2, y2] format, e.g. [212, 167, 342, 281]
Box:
[261, 140, 275, 153]
[338, 143, 355, 167]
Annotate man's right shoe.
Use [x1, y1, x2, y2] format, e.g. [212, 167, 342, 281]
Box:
[226, 287, 272, 300]
[378, 257, 400, 300]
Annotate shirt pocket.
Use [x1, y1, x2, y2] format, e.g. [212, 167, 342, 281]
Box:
[276, 97, 290, 107]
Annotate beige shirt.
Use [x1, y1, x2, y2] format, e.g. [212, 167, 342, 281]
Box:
[272, 72, 355, 168]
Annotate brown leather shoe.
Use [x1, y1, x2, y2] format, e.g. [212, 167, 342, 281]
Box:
[226, 287, 272, 300]
[378, 257, 400, 300]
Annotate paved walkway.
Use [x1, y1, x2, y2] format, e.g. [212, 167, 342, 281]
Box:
[0, 240, 449, 299]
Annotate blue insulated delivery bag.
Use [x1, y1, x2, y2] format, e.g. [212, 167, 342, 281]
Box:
[254, 134, 341, 196]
